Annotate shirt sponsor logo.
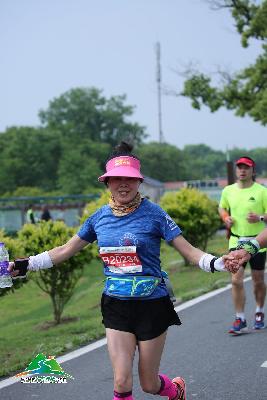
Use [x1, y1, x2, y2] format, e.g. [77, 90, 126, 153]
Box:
[165, 215, 177, 231]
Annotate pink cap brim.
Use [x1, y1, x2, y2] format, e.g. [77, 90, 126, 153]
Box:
[98, 167, 143, 182]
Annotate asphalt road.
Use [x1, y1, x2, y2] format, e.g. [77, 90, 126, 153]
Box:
[1, 275, 267, 400]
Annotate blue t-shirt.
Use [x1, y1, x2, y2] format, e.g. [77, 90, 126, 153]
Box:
[77, 198, 182, 299]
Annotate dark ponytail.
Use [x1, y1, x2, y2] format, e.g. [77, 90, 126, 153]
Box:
[107, 141, 140, 162]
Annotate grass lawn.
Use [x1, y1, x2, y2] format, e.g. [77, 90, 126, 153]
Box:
[0, 233, 230, 377]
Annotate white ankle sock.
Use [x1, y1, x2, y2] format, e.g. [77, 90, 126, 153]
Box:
[236, 312, 245, 321]
[256, 306, 264, 313]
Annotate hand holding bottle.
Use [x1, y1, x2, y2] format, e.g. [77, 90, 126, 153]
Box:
[0, 242, 12, 288]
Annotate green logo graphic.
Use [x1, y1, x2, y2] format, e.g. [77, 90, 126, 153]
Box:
[16, 353, 73, 383]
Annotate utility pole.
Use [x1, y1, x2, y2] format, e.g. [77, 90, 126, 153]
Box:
[226, 146, 235, 184]
[156, 42, 164, 143]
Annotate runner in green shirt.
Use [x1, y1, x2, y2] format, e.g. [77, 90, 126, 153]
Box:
[219, 156, 267, 334]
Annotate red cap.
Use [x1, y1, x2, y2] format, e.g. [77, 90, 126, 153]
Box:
[235, 157, 255, 168]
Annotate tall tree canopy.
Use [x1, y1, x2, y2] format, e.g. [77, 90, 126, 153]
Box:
[181, 0, 267, 125]
[0, 88, 150, 195]
[39, 87, 147, 146]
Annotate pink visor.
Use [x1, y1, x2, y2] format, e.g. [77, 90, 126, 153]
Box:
[98, 156, 144, 182]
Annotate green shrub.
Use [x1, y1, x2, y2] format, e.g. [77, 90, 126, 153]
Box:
[160, 188, 221, 256]
[17, 220, 95, 324]
[80, 190, 109, 224]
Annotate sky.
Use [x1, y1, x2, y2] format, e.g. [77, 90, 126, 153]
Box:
[1, 0, 266, 152]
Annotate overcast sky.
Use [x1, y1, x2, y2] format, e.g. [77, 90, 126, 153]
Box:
[1, 0, 266, 151]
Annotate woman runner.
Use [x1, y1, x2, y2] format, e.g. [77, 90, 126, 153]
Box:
[9, 141, 239, 400]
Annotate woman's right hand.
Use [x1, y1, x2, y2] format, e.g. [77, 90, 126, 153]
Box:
[8, 260, 28, 278]
[224, 216, 234, 229]
[8, 261, 18, 277]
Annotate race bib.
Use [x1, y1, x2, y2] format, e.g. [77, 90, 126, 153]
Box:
[99, 246, 142, 274]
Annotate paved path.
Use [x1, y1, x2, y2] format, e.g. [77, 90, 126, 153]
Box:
[1, 275, 267, 400]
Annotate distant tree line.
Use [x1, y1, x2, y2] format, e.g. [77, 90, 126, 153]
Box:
[1, 87, 266, 197]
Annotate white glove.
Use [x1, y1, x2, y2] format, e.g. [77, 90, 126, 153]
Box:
[199, 253, 227, 273]
[214, 257, 227, 272]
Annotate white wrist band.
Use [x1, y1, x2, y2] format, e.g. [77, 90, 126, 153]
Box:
[214, 257, 227, 272]
[199, 253, 227, 273]
[28, 251, 53, 271]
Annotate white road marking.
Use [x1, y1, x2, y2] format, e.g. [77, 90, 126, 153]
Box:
[261, 361, 267, 368]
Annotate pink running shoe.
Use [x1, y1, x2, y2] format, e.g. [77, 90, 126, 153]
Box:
[169, 377, 186, 400]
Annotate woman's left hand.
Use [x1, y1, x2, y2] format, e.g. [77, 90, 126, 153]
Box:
[222, 255, 241, 274]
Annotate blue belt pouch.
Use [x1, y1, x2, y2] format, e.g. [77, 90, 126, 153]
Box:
[105, 276, 160, 298]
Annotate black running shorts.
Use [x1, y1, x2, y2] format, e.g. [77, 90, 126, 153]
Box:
[101, 293, 181, 341]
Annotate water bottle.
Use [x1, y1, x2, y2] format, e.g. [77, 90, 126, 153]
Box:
[0, 242, 13, 288]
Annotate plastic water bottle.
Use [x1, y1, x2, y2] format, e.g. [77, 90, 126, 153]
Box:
[0, 242, 13, 288]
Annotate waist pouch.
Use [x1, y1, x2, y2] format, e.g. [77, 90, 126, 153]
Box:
[105, 275, 161, 298]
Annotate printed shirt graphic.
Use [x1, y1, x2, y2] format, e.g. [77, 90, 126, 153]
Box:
[219, 182, 267, 249]
[78, 198, 182, 299]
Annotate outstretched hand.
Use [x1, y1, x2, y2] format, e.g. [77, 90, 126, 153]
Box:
[226, 249, 251, 265]
[221, 254, 241, 274]
[223, 249, 250, 273]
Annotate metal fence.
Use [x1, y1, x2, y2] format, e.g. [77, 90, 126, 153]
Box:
[0, 194, 99, 233]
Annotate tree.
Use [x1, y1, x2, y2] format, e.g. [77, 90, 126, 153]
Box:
[0, 127, 61, 194]
[57, 138, 109, 193]
[160, 188, 221, 263]
[182, 144, 226, 179]
[181, 1, 267, 125]
[80, 190, 110, 224]
[18, 221, 95, 324]
[39, 87, 147, 147]
[136, 142, 189, 181]
[249, 147, 267, 176]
